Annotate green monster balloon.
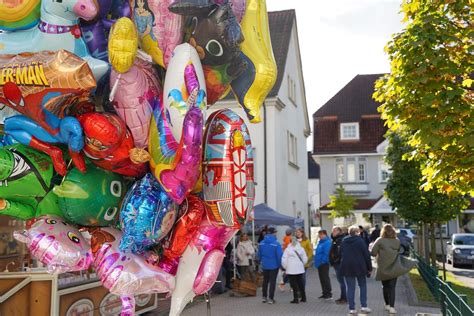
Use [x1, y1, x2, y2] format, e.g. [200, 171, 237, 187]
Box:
[0, 144, 62, 220]
[53, 163, 126, 227]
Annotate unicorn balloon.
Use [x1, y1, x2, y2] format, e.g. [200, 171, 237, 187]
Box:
[0, 0, 109, 81]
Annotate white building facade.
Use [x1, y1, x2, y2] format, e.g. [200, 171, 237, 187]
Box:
[212, 10, 311, 236]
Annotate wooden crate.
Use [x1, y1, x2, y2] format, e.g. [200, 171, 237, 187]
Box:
[232, 279, 257, 297]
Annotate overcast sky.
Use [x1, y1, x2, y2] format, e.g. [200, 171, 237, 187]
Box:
[266, 0, 405, 149]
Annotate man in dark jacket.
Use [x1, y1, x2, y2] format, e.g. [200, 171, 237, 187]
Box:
[314, 229, 332, 299]
[359, 225, 370, 247]
[370, 224, 381, 242]
[329, 226, 346, 304]
[341, 226, 373, 314]
[258, 227, 282, 304]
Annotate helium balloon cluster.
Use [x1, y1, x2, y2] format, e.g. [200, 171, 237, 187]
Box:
[0, 0, 275, 314]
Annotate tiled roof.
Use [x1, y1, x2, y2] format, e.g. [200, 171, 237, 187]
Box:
[320, 198, 380, 210]
[308, 152, 320, 179]
[267, 9, 295, 97]
[313, 74, 385, 121]
[313, 74, 388, 154]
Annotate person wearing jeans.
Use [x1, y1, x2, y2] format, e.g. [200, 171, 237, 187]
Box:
[314, 230, 332, 299]
[371, 224, 416, 314]
[344, 275, 368, 313]
[329, 226, 347, 304]
[340, 226, 372, 314]
[258, 227, 283, 304]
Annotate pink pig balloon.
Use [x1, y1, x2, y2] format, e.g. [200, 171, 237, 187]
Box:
[110, 57, 161, 148]
[91, 228, 175, 316]
[14, 216, 92, 274]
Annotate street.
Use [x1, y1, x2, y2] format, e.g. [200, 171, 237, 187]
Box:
[177, 268, 440, 316]
[440, 262, 474, 289]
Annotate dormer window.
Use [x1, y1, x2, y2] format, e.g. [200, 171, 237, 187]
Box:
[340, 122, 359, 140]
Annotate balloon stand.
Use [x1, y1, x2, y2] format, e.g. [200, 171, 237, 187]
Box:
[0, 0, 276, 314]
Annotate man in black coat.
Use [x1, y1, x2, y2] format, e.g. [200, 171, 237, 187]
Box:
[329, 226, 347, 304]
[370, 224, 381, 242]
[341, 226, 373, 314]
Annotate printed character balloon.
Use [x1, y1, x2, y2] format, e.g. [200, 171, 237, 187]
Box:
[202, 109, 255, 228]
[169, 0, 247, 105]
[168, 197, 236, 316]
[0, 0, 109, 81]
[169, 0, 244, 67]
[91, 228, 175, 315]
[120, 173, 178, 254]
[78, 112, 148, 178]
[53, 162, 126, 227]
[148, 44, 206, 204]
[14, 216, 92, 273]
[0, 144, 62, 220]
[130, 0, 183, 68]
[110, 57, 160, 148]
[230, 0, 277, 123]
[0, 50, 97, 175]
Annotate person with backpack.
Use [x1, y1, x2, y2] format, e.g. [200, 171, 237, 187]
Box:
[314, 229, 332, 299]
[281, 236, 308, 303]
[329, 226, 347, 304]
[258, 227, 283, 304]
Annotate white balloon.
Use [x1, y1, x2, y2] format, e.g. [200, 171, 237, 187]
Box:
[164, 43, 207, 142]
[169, 246, 206, 316]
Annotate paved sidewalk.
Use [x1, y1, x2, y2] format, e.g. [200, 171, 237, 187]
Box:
[180, 268, 441, 316]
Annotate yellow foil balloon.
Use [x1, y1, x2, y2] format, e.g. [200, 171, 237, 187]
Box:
[230, 0, 277, 123]
[108, 17, 139, 74]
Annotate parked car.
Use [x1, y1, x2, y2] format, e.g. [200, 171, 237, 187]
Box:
[397, 228, 416, 240]
[397, 232, 412, 256]
[446, 233, 474, 268]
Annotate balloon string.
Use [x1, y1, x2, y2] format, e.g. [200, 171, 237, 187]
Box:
[60, 160, 74, 185]
[109, 74, 122, 102]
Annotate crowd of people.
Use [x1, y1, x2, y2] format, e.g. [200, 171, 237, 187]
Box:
[224, 223, 416, 315]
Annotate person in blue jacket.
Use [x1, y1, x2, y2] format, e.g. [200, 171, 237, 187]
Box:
[314, 229, 332, 299]
[258, 227, 283, 304]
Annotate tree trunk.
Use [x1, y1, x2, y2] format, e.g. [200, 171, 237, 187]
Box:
[438, 223, 447, 281]
[418, 222, 424, 255]
[429, 222, 437, 267]
[423, 223, 430, 261]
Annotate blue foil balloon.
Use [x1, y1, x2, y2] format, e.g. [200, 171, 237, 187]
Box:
[120, 173, 178, 254]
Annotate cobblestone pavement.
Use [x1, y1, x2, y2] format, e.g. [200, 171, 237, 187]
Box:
[179, 268, 441, 316]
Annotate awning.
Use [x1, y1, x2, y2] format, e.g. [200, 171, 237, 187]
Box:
[251, 203, 304, 227]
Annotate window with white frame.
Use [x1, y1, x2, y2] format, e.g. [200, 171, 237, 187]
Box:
[288, 131, 298, 166]
[288, 75, 297, 105]
[340, 122, 359, 140]
[378, 161, 391, 183]
[336, 158, 345, 183]
[336, 157, 366, 183]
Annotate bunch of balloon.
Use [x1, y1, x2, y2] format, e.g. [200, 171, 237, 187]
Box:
[0, 0, 276, 313]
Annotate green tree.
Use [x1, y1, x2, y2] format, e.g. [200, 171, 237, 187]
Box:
[374, 0, 473, 196]
[328, 185, 356, 219]
[385, 132, 469, 266]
